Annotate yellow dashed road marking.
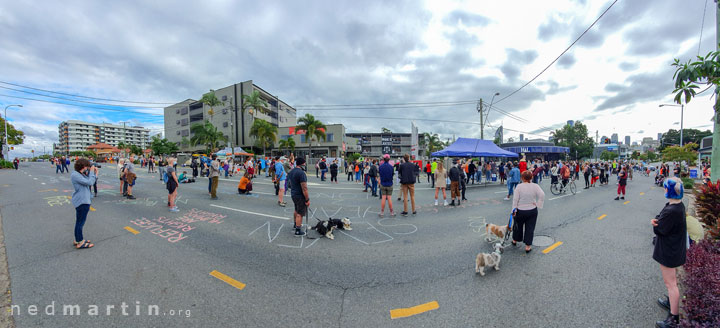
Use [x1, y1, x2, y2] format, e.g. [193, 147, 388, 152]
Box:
[90, 207, 96, 212]
[210, 270, 246, 290]
[123, 226, 139, 235]
[639, 192, 645, 196]
[597, 214, 607, 220]
[543, 241, 563, 254]
[390, 301, 439, 319]
[623, 201, 630, 205]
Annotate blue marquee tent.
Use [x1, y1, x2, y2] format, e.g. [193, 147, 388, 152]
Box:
[431, 138, 518, 158]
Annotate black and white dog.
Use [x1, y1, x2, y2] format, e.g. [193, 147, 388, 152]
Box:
[311, 217, 353, 240]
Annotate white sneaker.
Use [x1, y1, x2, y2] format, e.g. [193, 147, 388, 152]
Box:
[443, 200, 449, 206]
[503, 197, 510, 201]
[434, 199, 438, 206]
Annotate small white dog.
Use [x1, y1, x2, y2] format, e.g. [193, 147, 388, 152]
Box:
[475, 243, 502, 276]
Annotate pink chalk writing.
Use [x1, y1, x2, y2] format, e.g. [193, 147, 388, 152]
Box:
[129, 209, 225, 243]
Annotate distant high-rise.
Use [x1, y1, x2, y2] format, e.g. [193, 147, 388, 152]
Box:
[567, 120, 574, 127]
[519, 134, 524, 141]
[611, 133, 618, 144]
[658, 133, 662, 141]
[625, 136, 630, 146]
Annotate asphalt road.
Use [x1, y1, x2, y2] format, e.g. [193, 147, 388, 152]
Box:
[0, 162, 674, 327]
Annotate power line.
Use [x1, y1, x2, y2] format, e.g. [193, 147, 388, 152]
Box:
[698, 0, 709, 56]
[0, 85, 166, 109]
[0, 81, 175, 105]
[0, 93, 164, 117]
[494, 0, 619, 105]
[294, 100, 477, 107]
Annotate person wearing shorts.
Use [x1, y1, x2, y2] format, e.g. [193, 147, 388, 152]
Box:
[378, 154, 395, 217]
[166, 158, 179, 212]
[287, 157, 309, 236]
[275, 156, 287, 207]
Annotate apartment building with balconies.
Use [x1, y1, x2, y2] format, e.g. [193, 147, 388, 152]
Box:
[57, 120, 150, 154]
[164, 81, 296, 153]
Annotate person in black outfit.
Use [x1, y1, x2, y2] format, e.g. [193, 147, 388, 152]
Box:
[468, 161, 476, 184]
[329, 160, 338, 184]
[651, 177, 686, 328]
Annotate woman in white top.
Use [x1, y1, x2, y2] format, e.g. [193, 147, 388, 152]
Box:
[512, 170, 545, 253]
[117, 158, 126, 193]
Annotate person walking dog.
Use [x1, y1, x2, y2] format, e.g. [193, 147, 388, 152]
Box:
[511, 170, 545, 253]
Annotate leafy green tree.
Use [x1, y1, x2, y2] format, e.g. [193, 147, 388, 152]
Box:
[201, 90, 223, 119]
[659, 128, 712, 150]
[149, 135, 179, 155]
[422, 132, 444, 154]
[180, 136, 190, 148]
[242, 90, 269, 119]
[296, 114, 326, 158]
[631, 151, 640, 160]
[493, 136, 502, 146]
[0, 116, 24, 159]
[249, 119, 277, 156]
[662, 143, 699, 166]
[381, 127, 392, 133]
[550, 121, 595, 160]
[600, 151, 618, 161]
[671, 52, 720, 180]
[129, 144, 143, 156]
[190, 121, 228, 154]
[278, 137, 295, 155]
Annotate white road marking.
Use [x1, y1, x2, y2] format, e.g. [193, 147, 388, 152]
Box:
[548, 190, 581, 201]
[210, 204, 289, 220]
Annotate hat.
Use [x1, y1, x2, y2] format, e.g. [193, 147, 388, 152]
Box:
[296, 157, 306, 166]
[383, 154, 390, 159]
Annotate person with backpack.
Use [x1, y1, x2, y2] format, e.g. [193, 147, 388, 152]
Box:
[367, 159, 379, 196]
[122, 155, 137, 200]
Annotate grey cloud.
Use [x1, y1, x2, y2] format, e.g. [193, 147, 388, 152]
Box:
[506, 49, 538, 65]
[595, 70, 671, 112]
[538, 17, 564, 42]
[619, 62, 638, 71]
[557, 54, 576, 69]
[543, 80, 578, 95]
[443, 10, 490, 27]
[500, 62, 522, 81]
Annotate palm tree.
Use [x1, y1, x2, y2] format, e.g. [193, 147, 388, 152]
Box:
[190, 120, 228, 154]
[249, 119, 277, 156]
[242, 90, 270, 119]
[296, 114, 326, 159]
[201, 90, 222, 120]
[422, 132, 443, 154]
[278, 137, 296, 155]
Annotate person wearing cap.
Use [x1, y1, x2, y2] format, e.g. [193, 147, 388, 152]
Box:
[287, 157, 309, 236]
[651, 177, 687, 328]
[378, 154, 396, 217]
[275, 156, 287, 207]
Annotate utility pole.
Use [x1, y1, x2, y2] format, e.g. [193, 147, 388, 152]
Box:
[713, 0, 720, 180]
[477, 98, 484, 139]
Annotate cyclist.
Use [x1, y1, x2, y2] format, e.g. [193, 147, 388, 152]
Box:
[559, 164, 571, 191]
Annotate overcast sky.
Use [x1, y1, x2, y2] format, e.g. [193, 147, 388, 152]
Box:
[0, 0, 717, 158]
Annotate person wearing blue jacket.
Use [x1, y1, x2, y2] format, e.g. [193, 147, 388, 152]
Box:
[504, 162, 521, 201]
[71, 158, 97, 249]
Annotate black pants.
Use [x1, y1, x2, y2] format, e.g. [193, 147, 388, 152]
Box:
[584, 173, 590, 187]
[461, 184, 466, 199]
[512, 208, 538, 246]
[93, 182, 97, 195]
[331, 172, 337, 182]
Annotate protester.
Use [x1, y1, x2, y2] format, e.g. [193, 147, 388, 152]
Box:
[122, 155, 137, 199]
[71, 158, 97, 249]
[512, 170, 545, 253]
[329, 159, 338, 183]
[614, 168, 627, 200]
[504, 163, 520, 201]
[347, 162, 354, 181]
[378, 154, 395, 217]
[210, 154, 220, 199]
[117, 158, 126, 193]
[237, 172, 253, 194]
[319, 157, 328, 181]
[434, 161, 448, 206]
[288, 157, 309, 236]
[398, 154, 417, 216]
[468, 160, 476, 184]
[165, 158, 179, 212]
[448, 160, 461, 206]
[366, 160, 378, 196]
[651, 177, 686, 328]
[178, 171, 194, 183]
[459, 161, 468, 201]
[275, 156, 287, 207]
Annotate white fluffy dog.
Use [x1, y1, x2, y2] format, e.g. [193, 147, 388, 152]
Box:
[475, 243, 502, 276]
[484, 223, 510, 242]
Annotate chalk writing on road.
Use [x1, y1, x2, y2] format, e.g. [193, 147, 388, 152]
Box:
[45, 195, 71, 207]
[130, 208, 226, 243]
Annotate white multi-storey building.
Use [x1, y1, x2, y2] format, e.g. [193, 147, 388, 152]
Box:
[57, 120, 150, 154]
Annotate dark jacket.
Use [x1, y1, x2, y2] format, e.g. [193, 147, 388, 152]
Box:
[448, 166, 460, 182]
[329, 163, 338, 173]
[399, 162, 416, 184]
[653, 202, 687, 268]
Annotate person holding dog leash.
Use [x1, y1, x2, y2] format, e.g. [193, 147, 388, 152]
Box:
[511, 170, 545, 253]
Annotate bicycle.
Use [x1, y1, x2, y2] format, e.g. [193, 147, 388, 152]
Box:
[550, 177, 576, 195]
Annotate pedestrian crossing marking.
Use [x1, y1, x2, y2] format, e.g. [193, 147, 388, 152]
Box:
[390, 301, 439, 319]
[210, 270, 246, 290]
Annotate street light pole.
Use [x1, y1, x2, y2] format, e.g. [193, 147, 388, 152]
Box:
[3, 104, 23, 159]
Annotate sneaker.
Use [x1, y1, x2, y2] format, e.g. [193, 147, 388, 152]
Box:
[443, 200, 448, 206]
[434, 200, 438, 206]
[278, 202, 286, 207]
[390, 212, 396, 217]
[655, 313, 679, 328]
[614, 197, 619, 200]
[621, 196, 625, 200]
[503, 197, 510, 201]
[401, 211, 408, 216]
[127, 195, 136, 200]
[378, 213, 384, 218]
[412, 211, 417, 215]
[450, 200, 455, 206]
[169, 207, 179, 212]
[294, 228, 306, 237]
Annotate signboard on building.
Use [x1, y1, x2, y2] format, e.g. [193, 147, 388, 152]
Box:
[411, 121, 418, 159]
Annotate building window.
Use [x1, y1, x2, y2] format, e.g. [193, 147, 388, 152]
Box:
[222, 108, 228, 114]
[181, 118, 188, 126]
[281, 135, 292, 140]
[176, 120, 181, 125]
[176, 131, 181, 135]
[300, 135, 306, 143]
[223, 122, 229, 127]
[181, 130, 189, 137]
[181, 107, 188, 115]
[327, 133, 334, 142]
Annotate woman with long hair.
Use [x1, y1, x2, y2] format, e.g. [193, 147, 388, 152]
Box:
[71, 158, 98, 249]
[434, 161, 448, 206]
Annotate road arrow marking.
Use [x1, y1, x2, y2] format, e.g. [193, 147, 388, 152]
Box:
[210, 270, 246, 290]
[390, 301, 439, 319]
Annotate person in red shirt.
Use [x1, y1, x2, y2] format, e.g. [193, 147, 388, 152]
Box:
[425, 162, 432, 183]
[519, 157, 527, 172]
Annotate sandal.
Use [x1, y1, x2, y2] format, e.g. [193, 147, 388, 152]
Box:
[73, 240, 91, 246]
[76, 241, 94, 249]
